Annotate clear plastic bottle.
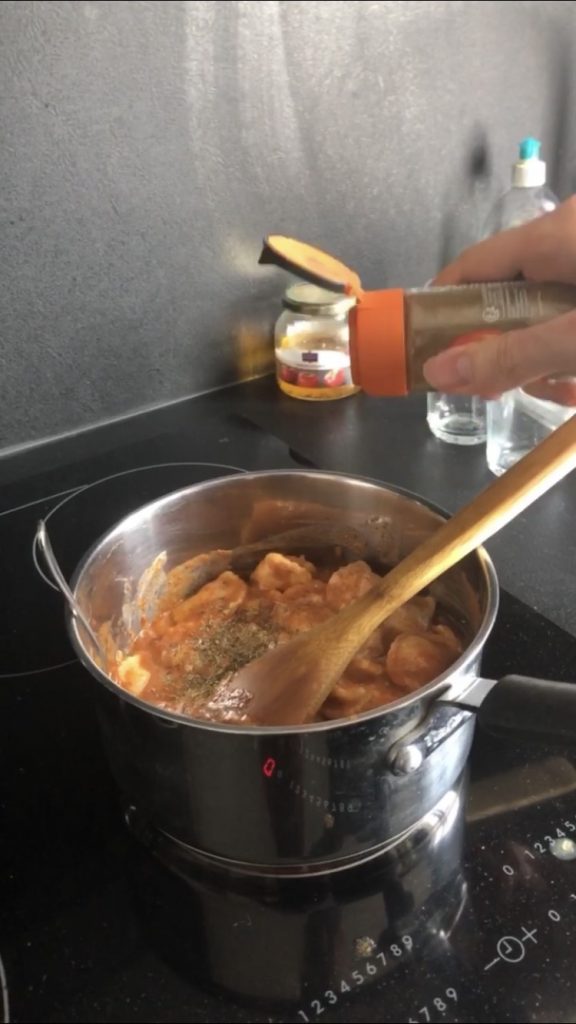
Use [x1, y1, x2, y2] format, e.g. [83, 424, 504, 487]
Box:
[485, 138, 562, 475]
[487, 390, 573, 476]
[482, 137, 558, 235]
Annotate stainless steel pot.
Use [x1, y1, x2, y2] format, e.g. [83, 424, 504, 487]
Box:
[36, 470, 576, 877]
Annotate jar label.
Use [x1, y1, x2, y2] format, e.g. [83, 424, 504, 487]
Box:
[277, 348, 351, 371]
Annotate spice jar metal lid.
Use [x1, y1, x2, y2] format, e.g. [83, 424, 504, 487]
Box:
[282, 282, 356, 316]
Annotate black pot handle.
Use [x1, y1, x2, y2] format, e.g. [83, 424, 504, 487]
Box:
[388, 674, 576, 776]
[476, 674, 576, 743]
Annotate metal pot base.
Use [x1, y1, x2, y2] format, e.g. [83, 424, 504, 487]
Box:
[124, 779, 465, 880]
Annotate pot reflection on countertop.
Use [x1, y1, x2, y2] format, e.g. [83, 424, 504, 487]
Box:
[127, 781, 468, 1009]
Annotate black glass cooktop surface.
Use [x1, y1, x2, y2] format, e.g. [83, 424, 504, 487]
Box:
[2, 412, 576, 1024]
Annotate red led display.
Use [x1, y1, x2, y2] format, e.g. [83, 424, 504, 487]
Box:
[262, 757, 276, 778]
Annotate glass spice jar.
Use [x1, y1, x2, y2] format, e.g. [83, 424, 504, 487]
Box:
[274, 283, 359, 401]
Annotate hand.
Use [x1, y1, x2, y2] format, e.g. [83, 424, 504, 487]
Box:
[423, 197, 576, 405]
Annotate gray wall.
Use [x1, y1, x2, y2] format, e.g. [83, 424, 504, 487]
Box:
[2, 0, 576, 451]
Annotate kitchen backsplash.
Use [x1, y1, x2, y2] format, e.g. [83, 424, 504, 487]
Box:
[1, 0, 575, 451]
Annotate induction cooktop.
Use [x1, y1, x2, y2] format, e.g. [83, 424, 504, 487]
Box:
[2, 412, 576, 1024]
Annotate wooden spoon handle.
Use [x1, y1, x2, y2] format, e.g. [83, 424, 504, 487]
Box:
[344, 412, 576, 644]
[228, 414, 576, 729]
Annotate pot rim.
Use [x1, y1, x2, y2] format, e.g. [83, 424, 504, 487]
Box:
[67, 468, 499, 736]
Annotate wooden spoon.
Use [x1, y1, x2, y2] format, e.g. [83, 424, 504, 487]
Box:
[214, 413, 576, 726]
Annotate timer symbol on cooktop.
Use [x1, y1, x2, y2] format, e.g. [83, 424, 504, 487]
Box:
[484, 927, 538, 970]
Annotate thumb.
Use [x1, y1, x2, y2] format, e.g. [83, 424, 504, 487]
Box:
[423, 310, 576, 404]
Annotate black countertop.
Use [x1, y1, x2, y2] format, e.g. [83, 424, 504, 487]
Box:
[3, 376, 576, 1024]
[3, 376, 575, 637]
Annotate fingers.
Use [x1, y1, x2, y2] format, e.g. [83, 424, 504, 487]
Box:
[433, 224, 529, 286]
[423, 311, 576, 406]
